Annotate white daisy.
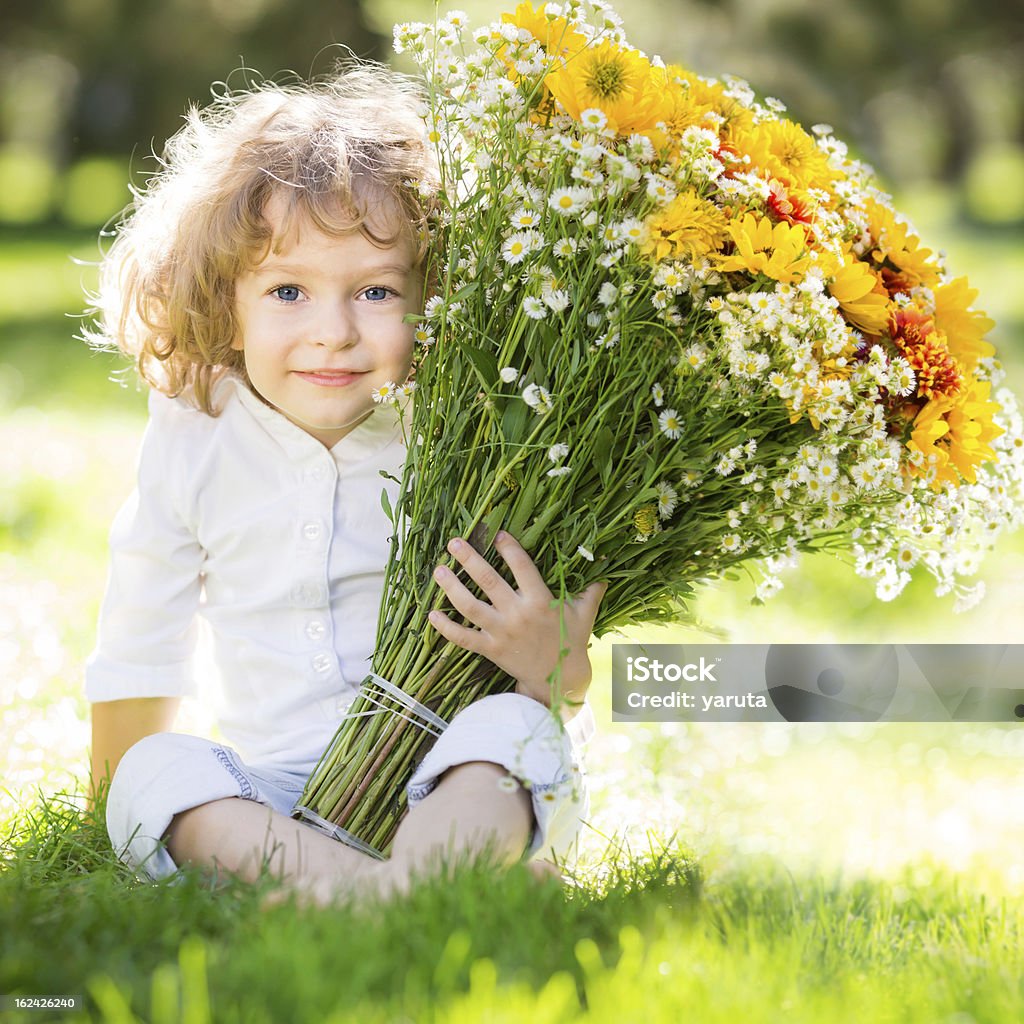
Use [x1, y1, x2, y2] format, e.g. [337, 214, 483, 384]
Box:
[656, 481, 679, 519]
[548, 187, 591, 216]
[501, 230, 542, 264]
[523, 296, 547, 319]
[651, 382, 665, 407]
[577, 545, 595, 561]
[499, 366, 519, 383]
[658, 408, 683, 439]
[547, 443, 570, 462]
[372, 381, 398, 403]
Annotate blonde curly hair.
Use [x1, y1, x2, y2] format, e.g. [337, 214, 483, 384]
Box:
[87, 62, 437, 414]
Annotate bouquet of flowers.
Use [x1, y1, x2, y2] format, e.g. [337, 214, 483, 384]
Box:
[296, 0, 1024, 854]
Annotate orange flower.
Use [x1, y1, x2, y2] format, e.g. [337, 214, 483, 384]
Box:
[765, 180, 814, 227]
[889, 308, 962, 400]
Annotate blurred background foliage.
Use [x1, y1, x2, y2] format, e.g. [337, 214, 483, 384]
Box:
[0, 0, 1022, 229]
[1, 1, 1022, 867]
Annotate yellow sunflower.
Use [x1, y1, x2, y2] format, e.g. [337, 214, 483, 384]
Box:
[865, 200, 941, 293]
[828, 256, 891, 335]
[643, 190, 729, 262]
[544, 40, 671, 135]
[908, 377, 1004, 488]
[714, 213, 821, 284]
[932, 276, 996, 373]
[730, 119, 840, 193]
[502, 2, 587, 64]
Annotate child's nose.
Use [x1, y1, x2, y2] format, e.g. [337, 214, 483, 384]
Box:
[315, 301, 359, 349]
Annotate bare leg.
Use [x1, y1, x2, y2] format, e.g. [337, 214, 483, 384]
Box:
[377, 760, 533, 897]
[165, 797, 380, 887]
[166, 760, 537, 905]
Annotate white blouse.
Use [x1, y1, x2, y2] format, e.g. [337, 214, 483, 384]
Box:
[86, 377, 595, 769]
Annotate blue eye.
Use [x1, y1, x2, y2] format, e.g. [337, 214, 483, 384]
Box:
[364, 286, 391, 302]
[273, 285, 301, 302]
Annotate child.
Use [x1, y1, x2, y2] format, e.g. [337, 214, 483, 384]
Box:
[85, 63, 607, 904]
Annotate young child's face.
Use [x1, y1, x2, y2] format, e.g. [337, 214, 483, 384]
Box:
[232, 195, 421, 447]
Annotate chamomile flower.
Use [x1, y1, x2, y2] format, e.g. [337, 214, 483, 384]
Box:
[577, 545, 595, 561]
[523, 296, 547, 319]
[501, 230, 542, 264]
[547, 443, 570, 462]
[499, 366, 519, 383]
[548, 187, 591, 215]
[658, 408, 684, 439]
[372, 381, 398, 403]
[655, 481, 679, 519]
[651, 382, 665, 407]
[553, 237, 578, 258]
[413, 324, 435, 346]
[510, 206, 541, 228]
[522, 382, 553, 413]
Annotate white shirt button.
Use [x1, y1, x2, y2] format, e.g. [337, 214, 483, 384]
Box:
[290, 582, 326, 607]
[312, 652, 333, 674]
[303, 521, 322, 541]
[305, 619, 326, 641]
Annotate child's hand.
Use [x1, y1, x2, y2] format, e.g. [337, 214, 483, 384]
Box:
[428, 531, 608, 711]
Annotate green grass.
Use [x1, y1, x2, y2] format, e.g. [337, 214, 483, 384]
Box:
[2, 793, 1021, 1023]
[2, 210, 1024, 1022]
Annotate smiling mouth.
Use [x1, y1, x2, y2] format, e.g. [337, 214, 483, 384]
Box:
[294, 370, 368, 387]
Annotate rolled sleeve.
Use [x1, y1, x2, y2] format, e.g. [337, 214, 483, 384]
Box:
[85, 394, 205, 703]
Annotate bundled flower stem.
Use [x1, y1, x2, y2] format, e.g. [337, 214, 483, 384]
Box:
[297, 2, 1024, 854]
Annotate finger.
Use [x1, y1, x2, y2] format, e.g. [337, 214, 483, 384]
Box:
[446, 537, 517, 607]
[493, 530, 550, 597]
[427, 608, 487, 654]
[433, 564, 495, 626]
[574, 580, 609, 626]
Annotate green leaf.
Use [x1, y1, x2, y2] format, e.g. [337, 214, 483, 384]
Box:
[379, 487, 395, 526]
[594, 426, 615, 488]
[452, 280, 481, 302]
[462, 344, 500, 390]
[501, 398, 531, 443]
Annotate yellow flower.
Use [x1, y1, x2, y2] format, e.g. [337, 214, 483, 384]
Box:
[828, 256, 890, 335]
[545, 40, 670, 135]
[730, 119, 840, 193]
[643, 190, 729, 262]
[714, 213, 818, 284]
[865, 200, 941, 294]
[932, 276, 996, 373]
[908, 377, 1004, 487]
[502, 2, 587, 64]
[643, 65, 752, 152]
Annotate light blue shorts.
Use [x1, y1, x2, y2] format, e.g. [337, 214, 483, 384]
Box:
[106, 693, 592, 879]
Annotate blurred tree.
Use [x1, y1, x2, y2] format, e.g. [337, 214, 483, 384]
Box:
[0, 0, 384, 165]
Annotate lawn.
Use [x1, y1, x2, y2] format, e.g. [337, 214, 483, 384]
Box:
[1, 211, 1023, 1022]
